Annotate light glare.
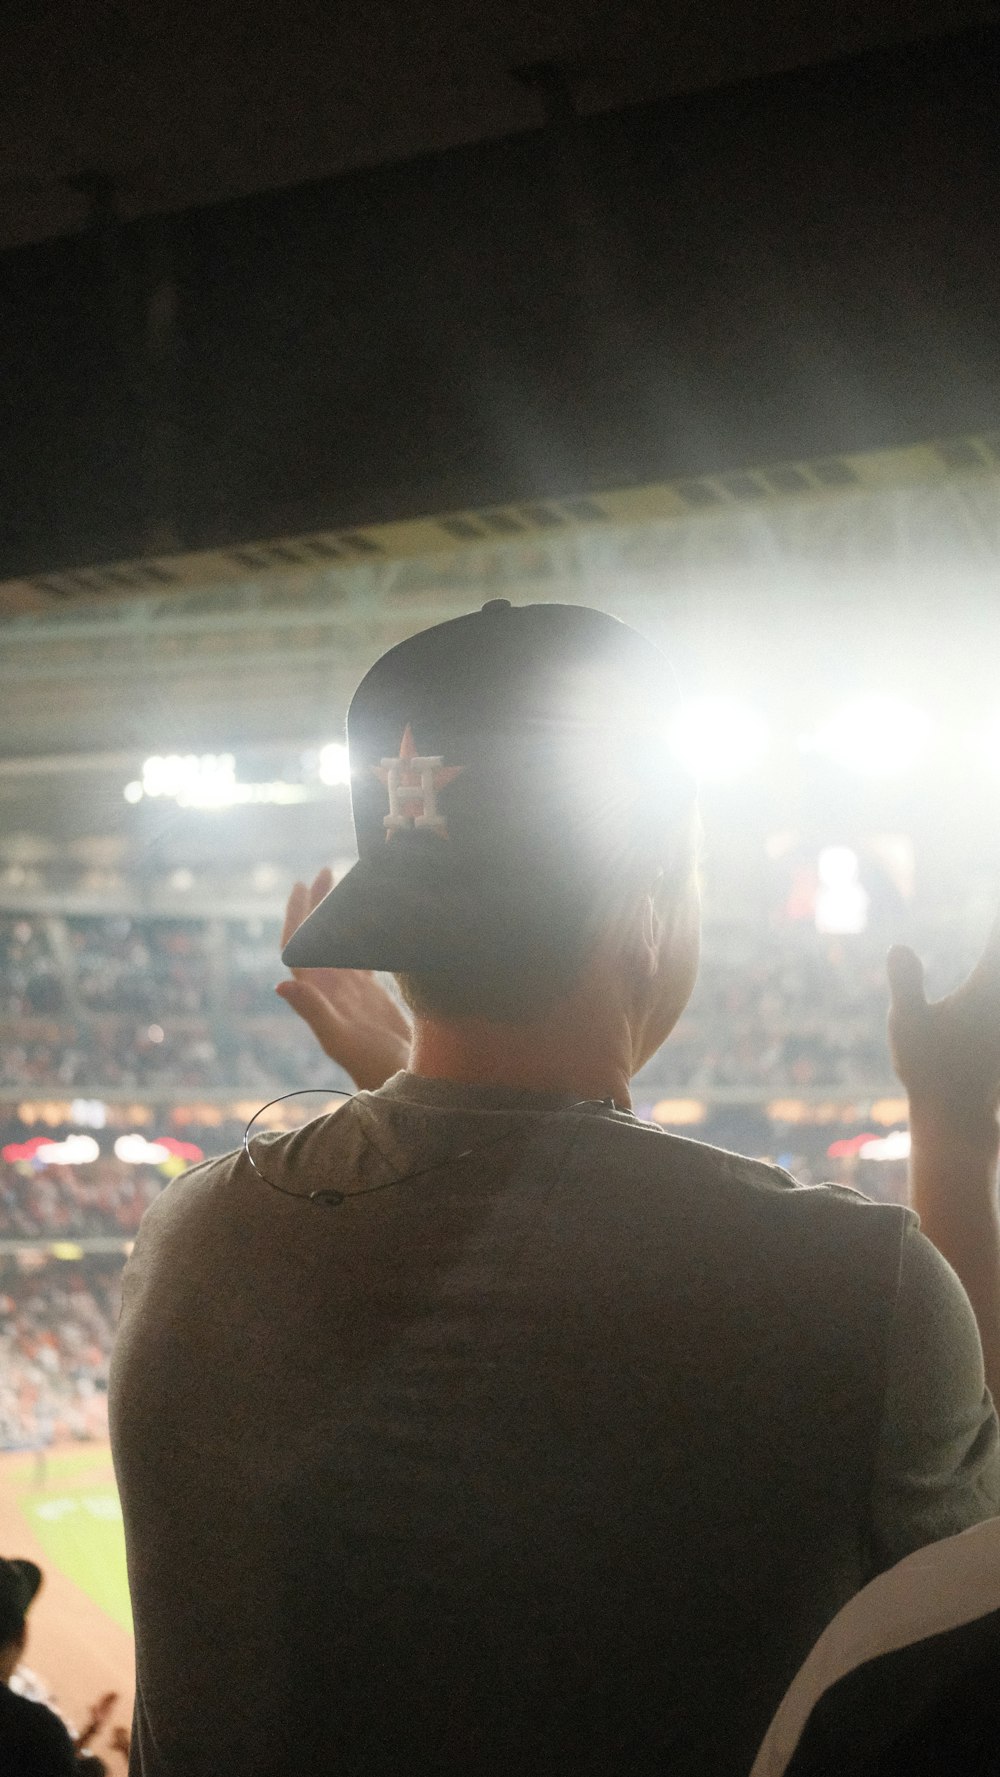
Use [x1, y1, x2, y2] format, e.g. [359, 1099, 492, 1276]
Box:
[114, 1134, 171, 1165]
[815, 846, 869, 935]
[980, 715, 1000, 775]
[810, 698, 929, 777]
[858, 1130, 911, 1161]
[36, 1134, 101, 1166]
[141, 754, 236, 800]
[70, 1099, 106, 1128]
[318, 742, 351, 787]
[668, 697, 769, 782]
[126, 754, 309, 808]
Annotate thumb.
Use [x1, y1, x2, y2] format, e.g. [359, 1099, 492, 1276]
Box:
[887, 944, 927, 1015]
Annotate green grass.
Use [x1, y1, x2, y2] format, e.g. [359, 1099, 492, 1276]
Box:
[12, 1453, 132, 1634]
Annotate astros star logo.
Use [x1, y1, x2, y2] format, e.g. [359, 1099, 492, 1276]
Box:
[373, 724, 464, 838]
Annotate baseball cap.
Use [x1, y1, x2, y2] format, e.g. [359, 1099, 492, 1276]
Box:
[0, 1557, 42, 1640]
[283, 600, 695, 973]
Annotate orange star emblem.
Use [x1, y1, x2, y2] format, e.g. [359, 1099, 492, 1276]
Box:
[373, 724, 464, 839]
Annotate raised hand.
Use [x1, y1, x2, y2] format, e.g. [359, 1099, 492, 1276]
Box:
[276, 868, 413, 1091]
[888, 905, 1000, 1136]
[109, 1723, 131, 1764]
[75, 1689, 118, 1749]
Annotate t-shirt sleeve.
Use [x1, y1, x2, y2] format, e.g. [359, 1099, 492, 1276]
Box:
[869, 1223, 1000, 1573]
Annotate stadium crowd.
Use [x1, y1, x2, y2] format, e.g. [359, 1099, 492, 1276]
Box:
[0, 898, 966, 1462]
[0, 1262, 116, 1451]
[0, 919, 65, 1019]
[0, 908, 990, 1097]
[0, 1158, 161, 1242]
[1, 914, 338, 1091]
[1, 914, 284, 1023]
[0, 1019, 330, 1094]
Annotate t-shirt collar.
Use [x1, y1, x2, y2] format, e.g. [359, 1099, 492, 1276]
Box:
[372, 1071, 633, 1120]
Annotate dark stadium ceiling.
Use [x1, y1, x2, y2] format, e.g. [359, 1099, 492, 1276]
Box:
[0, 0, 994, 249]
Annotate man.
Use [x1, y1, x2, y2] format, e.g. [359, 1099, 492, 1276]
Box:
[111, 601, 1000, 1776]
[751, 1515, 1000, 1774]
[0, 1555, 78, 1774]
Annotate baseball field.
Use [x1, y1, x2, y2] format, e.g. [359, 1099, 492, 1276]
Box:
[0, 1442, 135, 1760]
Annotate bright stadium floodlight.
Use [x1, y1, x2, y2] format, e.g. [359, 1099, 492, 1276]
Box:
[141, 754, 199, 798]
[858, 1130, 911, 1161]
[668, 697, 769, 783]
[132, 753, 310, 808]
[318, 742, 351, 787]
[35, 1134, 101, 1166]
[114, 1134, 171, 1165]
[139, 753, 238, 805]
[176, 758, 241, 808]
[809, 697, 929, 778]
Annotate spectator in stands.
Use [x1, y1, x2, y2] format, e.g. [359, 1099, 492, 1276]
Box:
[751, 1514, 1000, 1775]
[112, 604, 999, 1777]
[0, 1555, 82, 1773]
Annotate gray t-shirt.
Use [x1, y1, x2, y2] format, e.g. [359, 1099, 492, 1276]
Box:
[110, 1075, 999, 1777]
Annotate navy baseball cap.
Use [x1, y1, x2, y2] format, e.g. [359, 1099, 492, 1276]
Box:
[283, 600, 694, 972]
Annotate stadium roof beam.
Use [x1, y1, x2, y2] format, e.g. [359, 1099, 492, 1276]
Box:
[2, 458, 999, 657]
[3, 432, 1000, 622]
[2, 461, 999, 761]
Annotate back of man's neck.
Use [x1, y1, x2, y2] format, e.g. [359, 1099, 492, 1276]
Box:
[409, 1018, 633, 1110]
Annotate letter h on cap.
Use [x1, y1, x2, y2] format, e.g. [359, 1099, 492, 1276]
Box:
[374, 724, 464, 838]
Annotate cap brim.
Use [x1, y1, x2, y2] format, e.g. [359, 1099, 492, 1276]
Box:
[281, 857, 419, 970]
[281, 848, 589, 974]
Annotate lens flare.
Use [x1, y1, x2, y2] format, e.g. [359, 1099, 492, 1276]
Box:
[668, 698, 769, 783]
[809, 697, 929, 777]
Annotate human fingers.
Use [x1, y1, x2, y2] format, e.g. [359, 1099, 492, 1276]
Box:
[275, 978, 341, 1050]
[887, 944, 927, 1016]
[308, 866, 334, 913]
[281, 881, 309, 952]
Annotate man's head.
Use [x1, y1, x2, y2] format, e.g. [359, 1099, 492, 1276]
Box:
[0, 1558, 42, 1684]
[284, 601, 700, 1075]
